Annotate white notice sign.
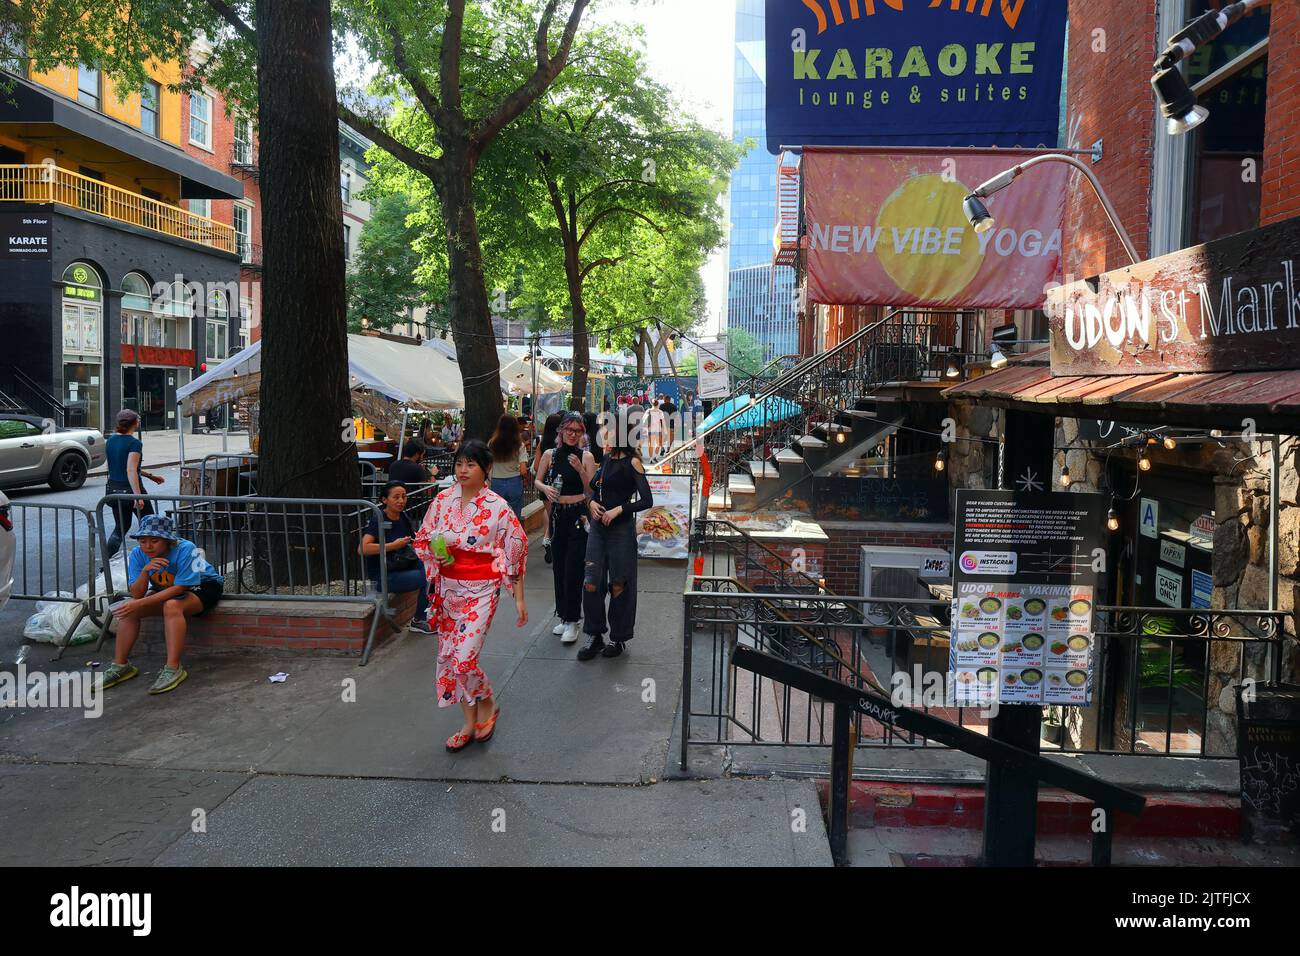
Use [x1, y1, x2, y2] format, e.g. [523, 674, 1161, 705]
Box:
[1155, 566, 1183, 608]
[1139, 498, 1159, 539]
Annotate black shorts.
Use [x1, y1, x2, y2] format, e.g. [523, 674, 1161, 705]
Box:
[151, 581, 223, 616]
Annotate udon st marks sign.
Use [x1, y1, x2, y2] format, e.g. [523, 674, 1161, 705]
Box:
[1047, 214, 1300, 376]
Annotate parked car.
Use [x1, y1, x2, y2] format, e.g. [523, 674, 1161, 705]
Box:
[0, 491, 12, 612]
[0, 415, 106, 491]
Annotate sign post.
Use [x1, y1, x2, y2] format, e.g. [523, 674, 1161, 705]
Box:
[951, 489, 1108, 865]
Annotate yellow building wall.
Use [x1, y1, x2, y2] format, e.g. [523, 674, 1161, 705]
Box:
[29, 60, 183, 146]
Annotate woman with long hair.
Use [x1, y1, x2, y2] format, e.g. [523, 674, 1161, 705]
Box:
[580, 411, 653, 660]
[534, 412, 596, 645]
[488, 413, 528, 520]
[582, 411, 604, 466]
[533, 412, 563, 563]
[414, 440, 529, 752]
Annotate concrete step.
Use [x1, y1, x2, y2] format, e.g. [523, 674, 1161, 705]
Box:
[707, 492, 731, 511]
[747, 460, 779, 478]
[728, 475, 756, 494]
[774, 448, 804, 465]
[816, 780, 1243, 839]
[797, 434, 827, 449]
[845, 409, 879, 419]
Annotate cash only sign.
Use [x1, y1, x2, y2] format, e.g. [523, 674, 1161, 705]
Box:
[950, 490, 1108, 707]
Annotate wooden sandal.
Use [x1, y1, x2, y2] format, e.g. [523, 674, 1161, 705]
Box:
[445, 730, 475, 752]
[474, 706, 501, 742]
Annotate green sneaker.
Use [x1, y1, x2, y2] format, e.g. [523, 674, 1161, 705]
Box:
[148, 665, 188, 695]
[101, 662, 138, 689]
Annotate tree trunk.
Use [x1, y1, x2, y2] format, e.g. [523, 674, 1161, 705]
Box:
[255, 0, 359, 502]
[437, 161, 503, 442]
[563, 239, 589, 411]
[634, 327, 647, 377]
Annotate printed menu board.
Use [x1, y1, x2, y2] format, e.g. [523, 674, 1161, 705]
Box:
[949, 491, 1107, 707]
[636, 473, 692, 560]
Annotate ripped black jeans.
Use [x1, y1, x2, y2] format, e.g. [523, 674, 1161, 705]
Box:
[582, 518, 638, 642]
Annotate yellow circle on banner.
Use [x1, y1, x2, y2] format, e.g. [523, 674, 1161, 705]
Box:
[875, 175, 984, 302]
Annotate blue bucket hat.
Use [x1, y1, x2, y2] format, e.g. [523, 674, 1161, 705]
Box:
[130, 514, 179, 542]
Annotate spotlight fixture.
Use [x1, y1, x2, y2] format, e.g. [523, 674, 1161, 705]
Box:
[1060, 465, 1072, 488]
[934, 447, 948, 472]
[945, 360, 961, 379]
[1151, 67, 1209, 136]
[1138, 452, 1152, 472]
[1107, 506, 1120, 532]
[1162, 435, 1177, 451]
[962, 194, 996, 234]
[989, 345, 1009, 369]
[1210, 428, 1224, 439]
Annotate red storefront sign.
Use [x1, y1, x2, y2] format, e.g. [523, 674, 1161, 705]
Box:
[803, 148, 1068, 309]
[120, 345, 196, 367]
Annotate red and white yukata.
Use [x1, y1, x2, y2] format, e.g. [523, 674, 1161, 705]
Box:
[414, 485, 528, 708]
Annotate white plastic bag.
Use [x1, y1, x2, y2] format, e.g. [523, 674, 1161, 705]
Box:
[22, 553, 127, 645]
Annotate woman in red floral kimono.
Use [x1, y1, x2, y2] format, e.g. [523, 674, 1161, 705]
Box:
[414, 439, 529, 752]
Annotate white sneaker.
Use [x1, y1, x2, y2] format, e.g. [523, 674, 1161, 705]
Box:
[560, 622, 580, 644]
[552, 622, 566, 636]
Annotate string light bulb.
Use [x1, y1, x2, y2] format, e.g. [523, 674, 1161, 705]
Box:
[1060, 465, 1072, 487]
[1162, 435, 1177, 450]
[934, 447, 948, 472]
[1107, 506, 1120, 532]
[836, 430, 847, 444]
[1138, 452, 1152, 472]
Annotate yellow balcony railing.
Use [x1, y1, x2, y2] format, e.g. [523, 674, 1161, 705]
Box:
[0, 164, 237, 255]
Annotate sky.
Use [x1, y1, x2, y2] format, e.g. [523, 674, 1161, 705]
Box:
[598, 0, 736, 338]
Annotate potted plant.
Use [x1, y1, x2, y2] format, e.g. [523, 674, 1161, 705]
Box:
[1041, 705, 1064, 744]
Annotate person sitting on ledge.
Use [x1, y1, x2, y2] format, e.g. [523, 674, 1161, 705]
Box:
[102, 515, 225, 694]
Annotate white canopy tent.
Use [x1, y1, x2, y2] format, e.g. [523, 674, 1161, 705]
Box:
[175, 334, 466, 461]
[422, 339, 568, 396]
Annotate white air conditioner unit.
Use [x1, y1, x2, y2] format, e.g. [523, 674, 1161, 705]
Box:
[860, 545, 952, 626]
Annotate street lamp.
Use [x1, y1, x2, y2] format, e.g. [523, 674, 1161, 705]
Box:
[963, 154, 1140, 266]
[1151, 0, 1268, 136]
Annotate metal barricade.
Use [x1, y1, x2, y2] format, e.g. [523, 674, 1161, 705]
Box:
[8, 502, 107, 660]
[96, 494, 396, 664]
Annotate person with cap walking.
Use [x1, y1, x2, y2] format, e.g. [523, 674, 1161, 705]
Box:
[101, 515, 225, 694]
[533, 411, 596, 644]
[104, 409, 164, 556]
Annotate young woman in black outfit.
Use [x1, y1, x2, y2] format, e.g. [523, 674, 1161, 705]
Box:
[580, 423, 653, 660]
[534, 412, 596, 645]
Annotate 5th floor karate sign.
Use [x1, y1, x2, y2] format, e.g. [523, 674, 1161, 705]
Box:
[1047, 214, 1300, 375]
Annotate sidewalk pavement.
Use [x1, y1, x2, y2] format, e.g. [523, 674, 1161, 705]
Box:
[89, 429, 252, 476]
[0, 545, 831, 866]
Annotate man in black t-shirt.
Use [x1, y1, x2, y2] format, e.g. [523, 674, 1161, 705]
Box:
[661, 397, 678, 455]
[388, 440, 434, 486]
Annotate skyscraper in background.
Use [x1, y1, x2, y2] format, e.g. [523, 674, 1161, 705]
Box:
[726, 0, 796, 361]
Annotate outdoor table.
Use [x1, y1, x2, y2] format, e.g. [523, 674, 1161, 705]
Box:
[357, 451, 393, 467]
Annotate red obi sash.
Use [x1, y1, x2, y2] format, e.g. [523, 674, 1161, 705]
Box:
[440, 548, 500, 581]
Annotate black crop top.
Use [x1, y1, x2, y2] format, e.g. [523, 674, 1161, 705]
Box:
[548, 442, 587, 495]
[593, 454, 653, 524]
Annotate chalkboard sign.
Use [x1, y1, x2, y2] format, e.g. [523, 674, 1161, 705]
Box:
[1237, 683, 1300, 844]
[813, 478, 949, 523]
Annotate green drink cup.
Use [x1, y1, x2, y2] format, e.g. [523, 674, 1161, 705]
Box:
[433, 534, 454, 566]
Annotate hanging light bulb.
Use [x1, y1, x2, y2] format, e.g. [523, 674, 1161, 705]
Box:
[934, 447, 948, 472]
[945, 360, 961, 379]
[1060, 465, 1072, 488]
[1138, 452, 1152, 472]
[1107, 506, 1120, 532]
[1162, 435, 1177, 450]
[836, 430, 847, 444]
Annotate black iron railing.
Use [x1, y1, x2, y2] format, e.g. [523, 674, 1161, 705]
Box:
[682, 575, 1293, 761]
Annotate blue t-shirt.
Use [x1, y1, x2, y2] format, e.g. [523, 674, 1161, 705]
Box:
[127, 538, 224, 590]
[105, 433, 143, 484]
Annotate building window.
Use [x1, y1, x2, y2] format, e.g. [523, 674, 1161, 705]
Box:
[189, 91, 212, 149]
[187, 198, 212, 219]
[233, 115, 253, 165]
[140, 80, 160, 137]
[239, 297, 252, 349]
[340, 169, 352, 205]
[77, 64, 100, 110]
[343, 223, 351, 261]
[206, 291, 229, 361]
[233, 203, 252, 261]
[61, 263, 102, 354]
[122, 272, 151, 312]
[1, 21, 25, 77]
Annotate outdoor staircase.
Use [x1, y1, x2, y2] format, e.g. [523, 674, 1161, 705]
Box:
[677, 308, 924, 514]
